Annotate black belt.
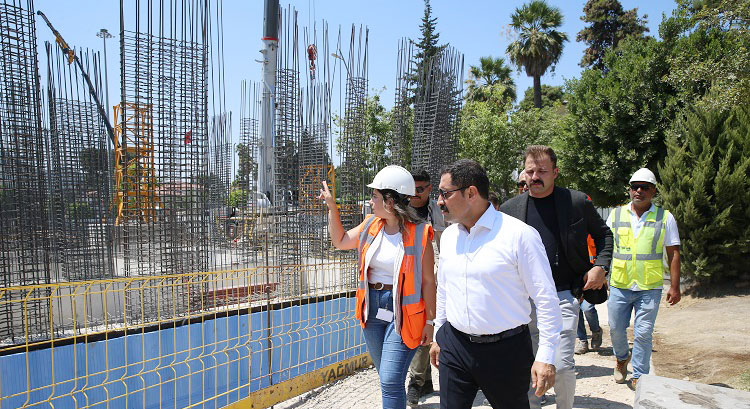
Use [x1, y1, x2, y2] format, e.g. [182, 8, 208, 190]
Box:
[368, 282, 393, 290]
[460, 324, 528, 344]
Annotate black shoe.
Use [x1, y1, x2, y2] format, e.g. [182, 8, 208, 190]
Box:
[420, 380, 434, 396]
[407, 385, 420, 407]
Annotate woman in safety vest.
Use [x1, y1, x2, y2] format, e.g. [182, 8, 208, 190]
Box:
[319, 165, 436, 409]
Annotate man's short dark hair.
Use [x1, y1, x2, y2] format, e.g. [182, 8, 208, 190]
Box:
[411, 169, 431, 183]
[488, 192, 501, 207]
[524, 145, 557, 168]
[440, 159, 489, 199]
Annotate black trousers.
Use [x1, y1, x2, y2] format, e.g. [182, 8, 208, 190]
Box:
[437, 322, 533, 409]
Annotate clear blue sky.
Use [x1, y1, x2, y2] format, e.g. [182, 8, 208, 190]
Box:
[33, 0, 677, 142]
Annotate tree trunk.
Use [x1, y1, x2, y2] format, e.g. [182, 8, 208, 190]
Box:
[533, 75, 542, 108]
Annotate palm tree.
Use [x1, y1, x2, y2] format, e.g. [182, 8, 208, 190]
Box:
[465, 56, 516, 103]
[506, 0, 568, 108]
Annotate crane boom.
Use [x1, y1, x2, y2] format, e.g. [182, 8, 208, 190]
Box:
[37, 10, 116, 145]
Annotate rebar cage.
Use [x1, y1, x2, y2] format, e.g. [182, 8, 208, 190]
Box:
[0, 0, 465, 407]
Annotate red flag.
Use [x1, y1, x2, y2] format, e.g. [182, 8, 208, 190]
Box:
[184, 130, 193, 144]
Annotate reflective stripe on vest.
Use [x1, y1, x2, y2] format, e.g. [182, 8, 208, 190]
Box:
[355, 216, 431, 349]
[357, 218, 426, 304]
[610, 205, 667, 290]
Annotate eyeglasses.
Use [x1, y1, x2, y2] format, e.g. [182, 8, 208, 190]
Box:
[630, 183, 652, 191]
[438, 186, 467, 199]
[415, 185, 430, 194]
[517, 182, 527, 188]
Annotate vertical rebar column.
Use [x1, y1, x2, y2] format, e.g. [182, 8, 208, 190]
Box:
[411, 45, 464, 191]
[337, 26, 368, 231]
[0, 0, 50, 343]
[45, 43, 115, 282]
[119, 0, 210, 324]
[272, 7, 302, 297]
[236, 80, 261, 268]
[391, 38, 414, 168]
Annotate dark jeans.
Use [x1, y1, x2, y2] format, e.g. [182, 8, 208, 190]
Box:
[577, 300, 602, 341]
[437, 322, 533, 409]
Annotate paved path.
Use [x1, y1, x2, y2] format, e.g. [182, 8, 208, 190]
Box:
[277, 303, 640, 408]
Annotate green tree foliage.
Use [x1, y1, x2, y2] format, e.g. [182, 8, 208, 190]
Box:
[465, 56, 516, 103]
[660, 0, 750, 111]
[414, 0, 446, 63]
[518, 85, 564, 110]
[561, 37, 677, 207]
[407, 0, 447, 100]
[390, 99, 414, 167]
[510, 105, 570, 149]
[659, 103, 750, 283]
[334, 93, 394, 189]
[79, 147, 109, 192]
[364, 94, 393, 172]
[234, 143, 256, 189]
[458, 86, 521, 196]
[507, 0, 568, 109]
[577, 0, 649, 70]
[66, 201, 94, 219]
[228, 189, 248, 208]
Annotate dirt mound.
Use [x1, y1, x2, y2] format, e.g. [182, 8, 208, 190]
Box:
[652, 293, 750, 390]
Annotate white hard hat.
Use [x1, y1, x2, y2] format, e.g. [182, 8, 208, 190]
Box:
[629, 168, 657, 185]
[367, 165, 415, 196]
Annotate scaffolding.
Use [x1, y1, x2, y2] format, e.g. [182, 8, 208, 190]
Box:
[112, 102, 159, 224]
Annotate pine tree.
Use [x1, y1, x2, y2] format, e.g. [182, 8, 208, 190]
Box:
[413, 0, 445, 63]
[659, 103, 750, 284]
[408, 0, 446, 97]
[577, 0, 648, 70]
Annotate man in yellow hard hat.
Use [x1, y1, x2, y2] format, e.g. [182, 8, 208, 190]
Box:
[607, 168, 682, 390]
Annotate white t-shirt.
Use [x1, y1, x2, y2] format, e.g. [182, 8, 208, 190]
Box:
[368, 231, 402, 285]
[607, 203, 680, 290]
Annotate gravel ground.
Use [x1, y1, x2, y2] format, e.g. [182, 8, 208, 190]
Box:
[276, 303, 640, 408]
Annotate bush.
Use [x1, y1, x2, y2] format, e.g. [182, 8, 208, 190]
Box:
[659, 103, 750, 284]
[228, 189, 248, 208]
[561, 37, 677, 207]
[458, 93, 519, 196]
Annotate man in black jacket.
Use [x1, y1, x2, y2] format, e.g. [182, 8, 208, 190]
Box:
[500, 145, 613, 409]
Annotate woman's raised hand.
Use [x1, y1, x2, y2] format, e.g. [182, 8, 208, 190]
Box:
[318, 181, 336, 210]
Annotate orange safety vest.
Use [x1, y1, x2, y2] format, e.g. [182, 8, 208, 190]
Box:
[355, 215, 433, 349]
[587, 235, 597, 263]
[585, 196, 597, 263]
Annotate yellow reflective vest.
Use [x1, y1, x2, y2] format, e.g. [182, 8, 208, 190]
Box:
[609, 205, 669, 290]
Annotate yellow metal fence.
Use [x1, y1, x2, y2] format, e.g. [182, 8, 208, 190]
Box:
[0, 263, 366, 409]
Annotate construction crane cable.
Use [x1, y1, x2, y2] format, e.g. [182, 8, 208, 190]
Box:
[36, 10, 116, 146]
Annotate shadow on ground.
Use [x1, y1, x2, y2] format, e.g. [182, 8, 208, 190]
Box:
[576, 364, 613, 379]
[574, 395, 632, 409]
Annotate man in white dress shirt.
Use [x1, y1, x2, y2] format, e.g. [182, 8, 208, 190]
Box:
[429, 159, 562, 409]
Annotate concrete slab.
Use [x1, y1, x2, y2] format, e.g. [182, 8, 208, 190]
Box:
[634, 374, 750, 409]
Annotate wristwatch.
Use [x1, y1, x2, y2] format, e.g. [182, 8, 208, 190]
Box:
[425, 320, 434, 326]
[598, 264, 610, 276]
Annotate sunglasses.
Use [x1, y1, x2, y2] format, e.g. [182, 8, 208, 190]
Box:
[630, 183, 652, 191]
[415, 185, 430, 194]
[438, 186, 467, 199]
[517, 182, 527, 188]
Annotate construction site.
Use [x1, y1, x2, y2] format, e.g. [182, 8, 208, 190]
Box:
[0, 0, 464, 408]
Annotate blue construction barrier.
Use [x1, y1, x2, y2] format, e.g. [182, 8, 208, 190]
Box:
[0, 296, 365, 409]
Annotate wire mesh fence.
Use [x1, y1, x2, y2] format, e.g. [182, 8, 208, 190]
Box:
[0, 264, 362, 409]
